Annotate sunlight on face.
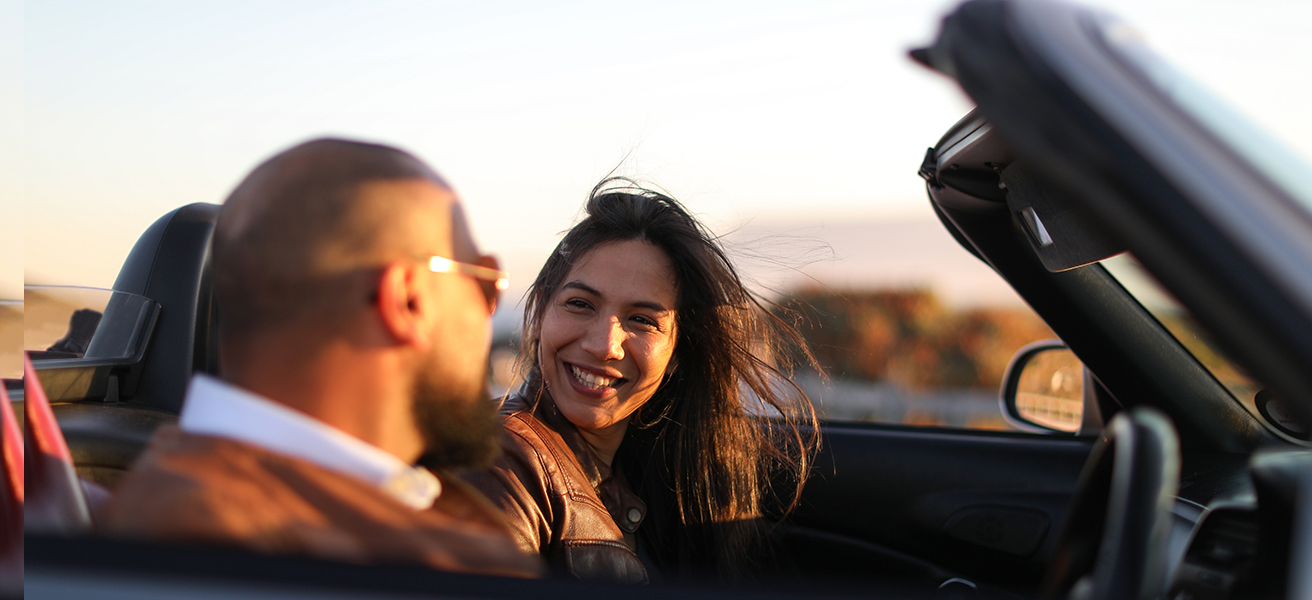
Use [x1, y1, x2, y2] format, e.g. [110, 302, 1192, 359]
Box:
[537, 240, 679, 444]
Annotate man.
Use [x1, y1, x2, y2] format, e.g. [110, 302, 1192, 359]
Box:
[101, 139, 540, 577]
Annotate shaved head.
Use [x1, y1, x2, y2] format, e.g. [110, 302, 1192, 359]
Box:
[213, 138, 458, 337]
[207, 137, 502, 471]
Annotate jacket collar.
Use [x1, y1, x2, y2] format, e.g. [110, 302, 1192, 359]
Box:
[509, 379, 648, 533]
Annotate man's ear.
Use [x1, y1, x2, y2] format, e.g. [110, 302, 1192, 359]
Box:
[375, 261, 430, 349]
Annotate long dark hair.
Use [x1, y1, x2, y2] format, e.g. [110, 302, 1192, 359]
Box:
[522, 179, 820, 579]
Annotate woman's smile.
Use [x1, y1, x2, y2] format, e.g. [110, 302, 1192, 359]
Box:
[567, 363, 624, 392]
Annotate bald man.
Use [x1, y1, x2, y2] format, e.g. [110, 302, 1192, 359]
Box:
[101, 139, 541, 577]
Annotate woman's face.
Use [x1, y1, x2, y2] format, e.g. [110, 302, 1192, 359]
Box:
[537, 239, 679, 444]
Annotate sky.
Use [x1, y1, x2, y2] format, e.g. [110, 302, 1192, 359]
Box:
[10, 0, 1312, 308]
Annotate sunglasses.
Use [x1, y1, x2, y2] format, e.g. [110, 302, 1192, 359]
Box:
[427, 255, 509, 309]
[367, 255, 508, 311]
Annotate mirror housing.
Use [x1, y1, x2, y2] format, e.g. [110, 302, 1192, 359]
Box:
[1000, 339, 1103, 434]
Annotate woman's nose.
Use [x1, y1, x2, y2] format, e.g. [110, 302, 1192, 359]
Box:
[582, 317, 625, 360]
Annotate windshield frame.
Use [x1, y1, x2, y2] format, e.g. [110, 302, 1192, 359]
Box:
[1100, 254, 1308, 444]
[927, 0, 1312, 424]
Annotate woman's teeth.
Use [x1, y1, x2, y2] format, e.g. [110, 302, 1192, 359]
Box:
[571, 365, 618, 389]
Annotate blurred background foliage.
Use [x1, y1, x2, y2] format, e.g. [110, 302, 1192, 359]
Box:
[775, 287, 1055, 390]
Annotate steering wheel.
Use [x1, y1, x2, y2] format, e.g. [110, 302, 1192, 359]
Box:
[1041, 407, 1180, 600]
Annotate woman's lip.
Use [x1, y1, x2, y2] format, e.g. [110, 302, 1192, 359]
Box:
[563, 362, 623, 398]
[564, 361, 624, 380]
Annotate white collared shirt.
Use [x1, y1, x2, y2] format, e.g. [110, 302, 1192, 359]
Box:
[178, 374, 441, 510]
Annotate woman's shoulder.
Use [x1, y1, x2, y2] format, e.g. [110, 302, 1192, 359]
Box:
[490, 394, 607, 505]
[497, 394, 572, 465]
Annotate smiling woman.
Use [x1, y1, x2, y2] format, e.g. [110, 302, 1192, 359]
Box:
[537, 239, 680, 462]
[462, 180, 820, 583]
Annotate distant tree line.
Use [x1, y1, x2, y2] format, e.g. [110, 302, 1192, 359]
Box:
[773, 288, 1056, 390]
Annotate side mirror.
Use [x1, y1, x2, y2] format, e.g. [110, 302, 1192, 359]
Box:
[1000, 340, 1102, 434]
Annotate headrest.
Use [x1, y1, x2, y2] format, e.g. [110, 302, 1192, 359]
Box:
[112, 203, 221, 414]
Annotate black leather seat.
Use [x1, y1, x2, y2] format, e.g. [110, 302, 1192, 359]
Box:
[51, 203, 221, 488]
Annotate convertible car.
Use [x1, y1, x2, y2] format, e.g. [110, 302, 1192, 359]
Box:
[18, 0, 1312, 598]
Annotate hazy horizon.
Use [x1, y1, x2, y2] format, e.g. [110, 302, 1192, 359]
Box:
[483, 212, 1022, 337]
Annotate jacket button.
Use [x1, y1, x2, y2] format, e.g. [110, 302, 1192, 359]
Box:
[627, 508, 642, 523]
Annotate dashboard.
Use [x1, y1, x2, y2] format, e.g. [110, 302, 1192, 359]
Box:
[1168, 450, 1310, 600]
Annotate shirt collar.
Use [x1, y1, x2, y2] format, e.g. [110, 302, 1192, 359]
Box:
[179, 374, 441, 509]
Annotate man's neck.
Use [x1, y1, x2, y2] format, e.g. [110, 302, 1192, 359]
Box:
[222, 339, 424, 465]
[179, 375, 442, 509]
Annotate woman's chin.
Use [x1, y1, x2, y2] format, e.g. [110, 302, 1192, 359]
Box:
[557, 402, 606, 429]
[553, 398, 624, 436]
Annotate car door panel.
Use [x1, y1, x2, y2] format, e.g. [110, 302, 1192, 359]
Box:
[786, 423, 1093, 588]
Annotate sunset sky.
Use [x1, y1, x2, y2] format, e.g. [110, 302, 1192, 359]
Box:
[9, 0, 1312, 306]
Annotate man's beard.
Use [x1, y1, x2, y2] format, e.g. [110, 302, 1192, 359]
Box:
[411, 367, 502, 471]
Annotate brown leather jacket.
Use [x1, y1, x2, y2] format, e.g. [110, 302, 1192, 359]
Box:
[101, 427, 543, 578]
[462, 390, 651, 583]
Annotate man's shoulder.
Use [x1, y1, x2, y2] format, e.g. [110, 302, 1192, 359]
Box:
[119, 426, 297, 488]
[111, 427, 406, 515]
[99, 428, 297, 553]
[103, 428, 304, 521]
[110, 427, 267, 495]
[103, 428, 543, 576]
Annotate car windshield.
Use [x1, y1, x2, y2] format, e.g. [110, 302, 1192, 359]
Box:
[1098, 254, 1283, 432]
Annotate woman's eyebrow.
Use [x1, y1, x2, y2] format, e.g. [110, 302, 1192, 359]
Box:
[633, 301, 672, 313]
[561, 281, 673, 314]
[561, 281, 601, 296]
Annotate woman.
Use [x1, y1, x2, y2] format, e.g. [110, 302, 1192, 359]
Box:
[465, 180, 819, 583]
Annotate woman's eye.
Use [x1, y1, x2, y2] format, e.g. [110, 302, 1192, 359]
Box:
[631, 315, 659, 329]
[564, 298, 591, 310]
